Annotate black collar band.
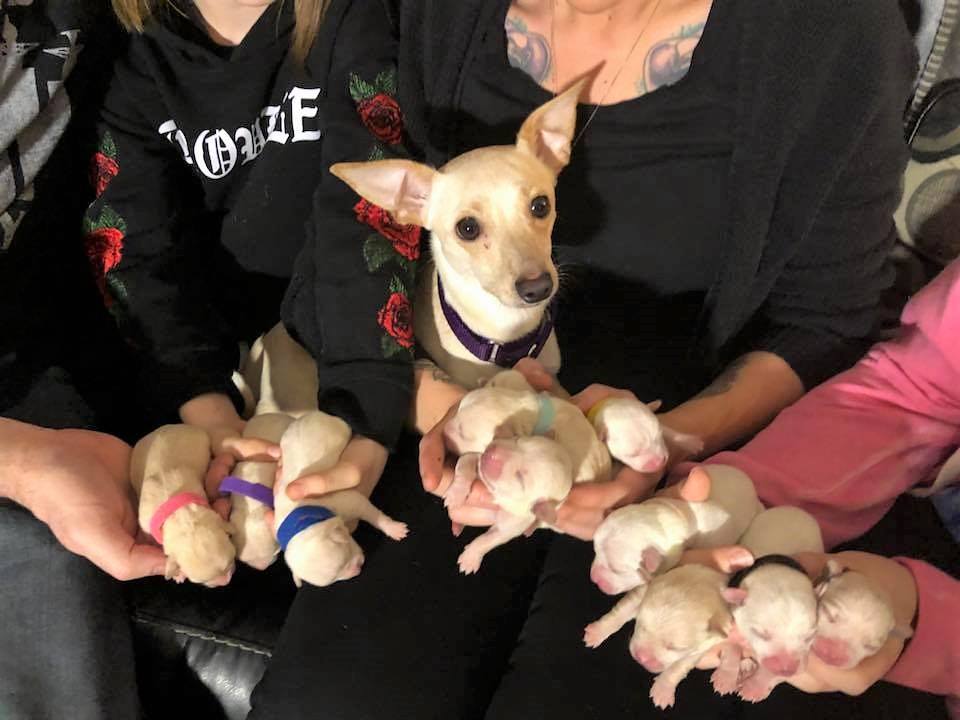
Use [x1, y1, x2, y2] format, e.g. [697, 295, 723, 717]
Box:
[728, 554, 807, 588]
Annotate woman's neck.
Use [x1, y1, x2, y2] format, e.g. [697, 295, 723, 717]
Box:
[553, 0, 658, 27]
[193, 0, 274, 46]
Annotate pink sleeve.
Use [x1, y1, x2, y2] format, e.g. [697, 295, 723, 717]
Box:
[702, 260, 960, 549]
[884, 558, 960, 701]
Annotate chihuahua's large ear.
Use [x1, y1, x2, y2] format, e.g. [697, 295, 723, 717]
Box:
[329, 160, 435, 226]
[516, 78, 586, 174]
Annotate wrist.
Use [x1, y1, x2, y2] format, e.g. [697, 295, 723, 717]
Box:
[0, 419, 50, 504]
[412, 362, 466, 434]
[179, 393, 244, 432]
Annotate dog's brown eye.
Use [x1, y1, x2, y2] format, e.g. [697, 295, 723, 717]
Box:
[456, 216, 481, 241]
[530, 195, 550, 218]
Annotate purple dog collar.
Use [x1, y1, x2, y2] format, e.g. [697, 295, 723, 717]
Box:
[218, 476, 275, 509]
[437, 276, 556, 368]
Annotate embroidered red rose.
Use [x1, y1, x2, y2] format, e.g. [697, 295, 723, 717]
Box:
[377, 291, 413, 348]
[85, 226, 124, 278]
[357, 93, 403, 145]
[354, 199, 421, 261]
[90, 152, 119, 198]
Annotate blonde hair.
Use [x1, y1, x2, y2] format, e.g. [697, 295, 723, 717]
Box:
[110, 0, 330, 63]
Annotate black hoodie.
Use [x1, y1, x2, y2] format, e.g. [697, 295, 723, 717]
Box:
[84, 0, 414, 448]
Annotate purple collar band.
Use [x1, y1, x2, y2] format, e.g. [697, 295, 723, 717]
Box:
[219, 476, 275, 509]
[436, 276, 556, 368]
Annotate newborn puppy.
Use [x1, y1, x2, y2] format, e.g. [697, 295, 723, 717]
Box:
[226, 413, 293, 570]
[456, 435, 573, 574]
[275, 411, 408, 587]
[131, 424, 235, 587]
[723, 506, 824, 701]
[812, 561, 912, 669]
[588, 397, 702, 473]
[590, 465, 762, 595]
[584, 564, 734, 709]
[444, 370, 611, 493]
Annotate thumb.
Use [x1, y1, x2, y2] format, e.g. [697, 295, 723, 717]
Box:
[86, 522, 168, 580]
[513, 358, 559, 394]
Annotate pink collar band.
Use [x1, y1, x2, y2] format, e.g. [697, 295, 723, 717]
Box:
[150, 492, 210, 544]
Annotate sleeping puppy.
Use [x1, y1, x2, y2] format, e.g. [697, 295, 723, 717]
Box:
[455, 435, 574, 574]
[131, 424, 235, 587]
[225, 413, 292, 570]
[442, 370, 611, 508]
[811, 561, 912, 669]
[274, 411, 408, 587]
[590, 465, 762, 595]
[584, 564, 735, 709]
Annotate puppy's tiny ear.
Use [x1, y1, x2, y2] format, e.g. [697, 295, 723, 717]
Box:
[329, 160, 435, 226]
[721, 587, 748, 607]
[646, 399, 663, 413]
[516, 77, 586, 174]
[662, 426, 705, 461]
[640, 546, 662, 575]
[292, 573, 303, 588]
[707, 610, 735, 637]
[814, 559, 846, 598]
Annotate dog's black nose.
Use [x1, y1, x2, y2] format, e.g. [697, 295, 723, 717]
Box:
[515, 273, 554, 304]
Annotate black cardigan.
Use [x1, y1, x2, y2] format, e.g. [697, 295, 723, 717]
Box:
[393, 0, 917, 389]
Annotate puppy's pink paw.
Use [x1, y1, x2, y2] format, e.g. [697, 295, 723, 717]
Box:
[383, 520, 409, 540]
[583, 622, 608, 649]
[737, 677, 773, 703]
[710, 666, 739, 696]
[457, 548, 483, 575]
[650, 676, 677, 709]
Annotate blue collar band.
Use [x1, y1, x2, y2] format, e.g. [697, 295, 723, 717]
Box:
[276, 505, 336, 551]
[532, 393, 557, 436]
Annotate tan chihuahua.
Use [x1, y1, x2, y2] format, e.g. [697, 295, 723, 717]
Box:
[330, 80, 586, 388]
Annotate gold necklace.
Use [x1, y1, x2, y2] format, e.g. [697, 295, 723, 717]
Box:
[551, 0, 666, 146]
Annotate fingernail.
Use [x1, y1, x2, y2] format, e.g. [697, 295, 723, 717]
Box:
[287, 484, 304, 500]
[269, 446, 282, 458]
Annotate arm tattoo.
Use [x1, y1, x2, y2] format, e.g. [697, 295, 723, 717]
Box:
[636, 20, 705, 94]
[414, 358, 454, 384]
[694, 354, 751, 400]
[506, 15, 552, 83]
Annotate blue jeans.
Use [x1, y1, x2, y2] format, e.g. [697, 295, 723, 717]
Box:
[1, 360, 141, 720]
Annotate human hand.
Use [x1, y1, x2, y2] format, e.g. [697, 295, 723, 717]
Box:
[12, 423, 168, 580]
[283, 435, 388, 500]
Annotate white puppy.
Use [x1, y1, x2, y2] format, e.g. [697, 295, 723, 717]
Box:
[590, 465, 762, 594]
[274, 411, 408, 587]
[811, 562, 912, 669]
[722, 506, 825, 701]
[225, 413, 292, 570]
[444, 370, 611, 500]
[584, 564, 734, 709]
[588, 397, 702, 473]
[455, 435, 573, 574]
[131, 424, 235, 586]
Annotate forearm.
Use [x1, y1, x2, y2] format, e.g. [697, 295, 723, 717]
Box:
[658, 352, 804, 457]
[411, 360, 466, 434]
